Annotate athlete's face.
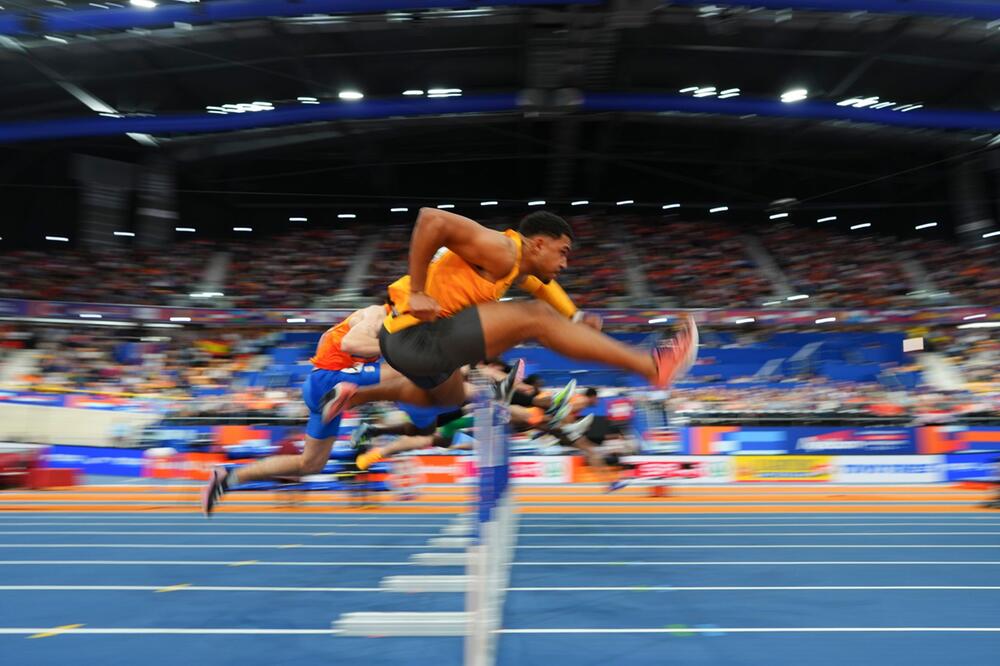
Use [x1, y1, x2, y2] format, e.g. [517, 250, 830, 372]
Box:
[530, 234, 572, 282]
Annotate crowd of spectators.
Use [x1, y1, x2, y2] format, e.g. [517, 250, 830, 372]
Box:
[1, 216, 997, 310]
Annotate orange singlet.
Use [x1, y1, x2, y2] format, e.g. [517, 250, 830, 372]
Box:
[309, 315, 378, 371]
[383, 229, 525, 334]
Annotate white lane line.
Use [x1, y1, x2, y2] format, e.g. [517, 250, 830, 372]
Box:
[3, 530, 1000, 537]
[2, 559, 999, 567]
[506, 585, 1000, 592]
[0, 585, 383, 592]
[1, 584, 997, 593]
[4, 543, 1000, 550]
[498, 627, 1000, 634]
[0, 531, 438, 537]
[0, 627, 337, 635]
[0, 560, 414, 566]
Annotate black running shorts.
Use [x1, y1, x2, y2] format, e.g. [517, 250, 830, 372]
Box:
[379, 306, 487, 389]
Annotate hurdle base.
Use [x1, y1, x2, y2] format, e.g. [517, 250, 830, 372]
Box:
[334, 611, 469, 637]
[381, 575, 469, 593]
[411, 552, 469, 566]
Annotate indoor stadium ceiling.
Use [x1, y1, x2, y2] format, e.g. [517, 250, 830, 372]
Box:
[1, 0, 1000, 238]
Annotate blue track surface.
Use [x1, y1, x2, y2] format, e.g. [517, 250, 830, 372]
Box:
[1, 512, 999, 665]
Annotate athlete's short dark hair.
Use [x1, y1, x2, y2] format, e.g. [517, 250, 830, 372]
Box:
[584, 387, 598, 398]
[519, 212, 573, 241]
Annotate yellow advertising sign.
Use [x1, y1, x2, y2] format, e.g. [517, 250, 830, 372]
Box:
[734, 455, 832, 482]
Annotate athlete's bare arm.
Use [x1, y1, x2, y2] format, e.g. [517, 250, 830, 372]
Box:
[340, 305, 384, 358]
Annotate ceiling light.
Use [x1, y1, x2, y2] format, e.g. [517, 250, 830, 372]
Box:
[428, 88, 461, 95]
[129, 0, 156, 7]
[571, 200, 589, 206]
[233, 227, 252, 232]
[287, 318, 307, 324]
[528, 200, 546, 206]
[915, 222, 937, 230]
[851, 223, 871, 230]
[45, 236, 69, 242]
[648, 317, 670, 324]
[169, 317, 191, 323]
[297, 97, 317, 102]
[437, 204, 455, 209]
[175, 227, 195, 232]
[983, 231, 1000, 238]
[338, 91, 364, 101]
[815, 317, 836, 324]
[870, 101, 895, 109]
[734, 317, 755, 324]
[718, 92, 741, 99]
[769, 213, 788, 220]
[79, 313, 103, 319]
[662, 203, 680, 210]
[900, 104, 923, 112]
[206, 110, 227, 115]
[787, 294, 809, 301]
[337, 214, 356, 219]
[781, 88, 808, 103]
[679, 87, 699, 93]
[114, 231, 135, 237]
[709, 206, 728, 213]
[817, 216, 837, 223]
[480, 201, 498, 206]
[963, 314, 987, 320]
[616, 200, 634, 206]
[957, 322, 1000, 329]
[146, 323, 183, 329]
[391, 207, 409, 212]
[289, 217, 307, 222]
[43, 35, 68, 44]
[762, 301, 782, 306]
[402, 90, 424, 96]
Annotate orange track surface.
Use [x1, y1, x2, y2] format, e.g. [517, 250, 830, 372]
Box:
[1, 483, 995, 514]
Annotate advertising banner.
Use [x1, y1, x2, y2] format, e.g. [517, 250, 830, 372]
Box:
[734, 455, 832, 482]
[944, 453, 1000, 482]
[832, 455, 945, 483]
[787, 427, 916, 455]
[42, 444, 147, 476]
[623, 456, 733, 484]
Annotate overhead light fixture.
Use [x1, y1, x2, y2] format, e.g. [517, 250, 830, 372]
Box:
[297, 96, 318, 102]
[43, 35, 69, 44]
[233, 227, 252, 232]
[957, 322, 1000, 329]
[337, 214, 356, 219]
[692, 86, 717, 98]
[734, 317, 756, 324]
[169, 317, 191, 323]
[963, 314, 987, 320]
[390, 207, 409, 212]
[787, 294, 809, 301]
[762, 301, 782, 306]
[709, 206, 728, 213]
[113, 231, 135, 237]
[662, 203, 680, 210]
[781, 88, 808, 103]
[718, 87, 741, 99]
[815, 317, 837, 324]
[289, 217, 308, 222]
[616, 199, 634, 206]
[769, 213, 788, 220]
[679, 87, 699, 93]
[817, 216, 837, 223]
[851, 223, 871, 230]
[528, 200, 546, 206]
[571, 200, 589, 206]
[983, 231, 1000, 238]
[427, 88, 462, 95]
[648, 317, 670, 324]
[437, 204, 455, 209]
[79, 313, 103, 319]
[287, 318, 307, 324]
[480, 201, 498, 206]
[338, 91, 364, 101]
[129, 0, 156, 7]
[145, 323, 183, 329]
[402, 90, 425, 96]
[175, 227, 196, 232]
[915, 222, 937, 230]
[45, 235, 69, 242]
